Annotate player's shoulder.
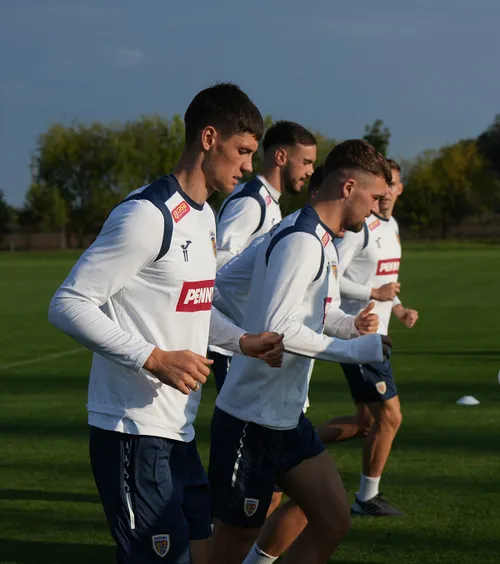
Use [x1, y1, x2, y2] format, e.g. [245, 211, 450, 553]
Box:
[224, 177, 267, 205]
[218, 177, 265, 219]
[266, 205, 328, 261]
[389, 215, 399, 231]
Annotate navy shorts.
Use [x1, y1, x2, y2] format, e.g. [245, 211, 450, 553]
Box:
[341, 357, 398, 404]
[89, 426, 211, 564]
[207, 350, 231, 393]
[208, 407, 325, 528]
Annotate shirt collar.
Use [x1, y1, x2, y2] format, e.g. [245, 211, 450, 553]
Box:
[257, 175, 281, 202]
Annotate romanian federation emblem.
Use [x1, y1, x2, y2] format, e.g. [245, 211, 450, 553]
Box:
[210, 230, 217, 257]
[244, 498, 259, 517]
[152, 534, 170, 558]
[376, 381, 387, 395]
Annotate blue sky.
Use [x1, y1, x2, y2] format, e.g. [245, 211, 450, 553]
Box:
[1, 0, 499, 205]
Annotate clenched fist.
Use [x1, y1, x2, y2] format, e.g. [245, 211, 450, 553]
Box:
[371, 282, 400, 301]
[393, 305, 419, 328]
[143, 348, 213, 395]
[354, 301, 379, 335]
[240, 332, 285, 368]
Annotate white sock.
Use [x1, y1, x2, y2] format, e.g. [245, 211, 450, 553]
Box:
[357, 474, 381, 502]
[242, 543, 278, 564]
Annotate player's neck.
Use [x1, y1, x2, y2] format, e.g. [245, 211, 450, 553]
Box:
[173, 152, 212, 205]
[311, 200, 342, 236]
[376, 208, 394, 221]
[259, 166, 282, 194]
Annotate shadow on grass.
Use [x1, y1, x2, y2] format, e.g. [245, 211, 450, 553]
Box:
[0, 489, 99, 504]
[395, 349, 500, 358]
[0, 538, 114, 564]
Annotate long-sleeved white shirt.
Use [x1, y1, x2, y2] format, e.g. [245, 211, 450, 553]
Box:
[336, 213, 402, 336]
[216, 205, 384, 430]
[210, 175, 282, 357]
[48, 175, 246, 442]
[216, 175, 282, 269]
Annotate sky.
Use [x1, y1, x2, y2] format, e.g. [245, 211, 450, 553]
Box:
[1, 0, 500, 205]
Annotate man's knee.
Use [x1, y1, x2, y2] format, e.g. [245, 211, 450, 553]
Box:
[380, 400, 403, 432]
[307, 496, 351, 544]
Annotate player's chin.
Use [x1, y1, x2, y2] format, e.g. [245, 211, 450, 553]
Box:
[219, 178, 239, 195]
[345, 222, 364, 234]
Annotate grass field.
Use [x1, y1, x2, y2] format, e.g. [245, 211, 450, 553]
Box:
[1, 247, 500, 564]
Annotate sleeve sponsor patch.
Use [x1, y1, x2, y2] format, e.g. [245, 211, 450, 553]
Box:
[172, 201, 190, 223]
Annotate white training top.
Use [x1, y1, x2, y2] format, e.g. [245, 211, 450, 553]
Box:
[216, 205, 384, 430]
[210, 175, 282, 357]
[216, 175, 282, 270]
[48, 175, 246, 443]
[336, 213, 402, 336]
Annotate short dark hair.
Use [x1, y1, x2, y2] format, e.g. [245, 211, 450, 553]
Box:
[308, 165, 324, 195]
[386, 158, 401, 173]
[184, 82, 264, 145]
[324, 139, 392, 184]
[262, 121, 317, 153]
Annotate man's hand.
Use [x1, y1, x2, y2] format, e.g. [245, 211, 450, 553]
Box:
[239, 332, 285, 368]
[371, 282, 400, 301]
[143, 348, 213, 395]
[393, 305, 419, 328]
[354, 301, 379, 335]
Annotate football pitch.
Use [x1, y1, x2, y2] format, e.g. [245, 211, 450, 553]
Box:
[1, 246, 499, 564]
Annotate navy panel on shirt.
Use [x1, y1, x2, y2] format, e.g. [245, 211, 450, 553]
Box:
[265, 205, 327, 282]
[218, 177, 267, 235]
[123, 175, 180, 262]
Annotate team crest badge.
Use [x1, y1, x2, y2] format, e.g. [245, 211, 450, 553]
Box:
[152, 534, 170, 558]
[331, 264, 338, 279]
[244, 498, 259, 517]
[376, 381, 387, 395]
[209, 230, 217, 257]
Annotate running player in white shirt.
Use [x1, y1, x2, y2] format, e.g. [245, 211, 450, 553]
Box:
[209, 121, 317, 392]
[48, 83, 285, 564]
[208, 140, 393, 564]
[317, 159, 419, 517]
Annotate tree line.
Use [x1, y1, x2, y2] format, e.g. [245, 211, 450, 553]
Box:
[1, 114, 500, 246]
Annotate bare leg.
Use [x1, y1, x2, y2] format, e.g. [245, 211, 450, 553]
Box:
[256, 499, 307, 557]
[363, 396, 402, 477]
[317, 403, 374, 443]
[266, 491, 283, 517]
[278, 451, 351, 564]
[209, 519, 260, 564]
[191, 539, 210, 564]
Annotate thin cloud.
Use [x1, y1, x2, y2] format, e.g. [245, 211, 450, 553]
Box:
[115, 47, 145, 68]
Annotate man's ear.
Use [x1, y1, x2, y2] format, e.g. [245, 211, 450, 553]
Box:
[200, 126, 217, 151]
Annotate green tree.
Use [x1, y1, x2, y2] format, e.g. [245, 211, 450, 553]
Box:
[363, 119, 391, 156]
[399, 141, 499, 238]
[35, 121, 121, 247]
[477, 114, 500, 212]
[25, 183, 69, 248]
[116, 115, 185, 192]
[0, 189, 14, 242]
